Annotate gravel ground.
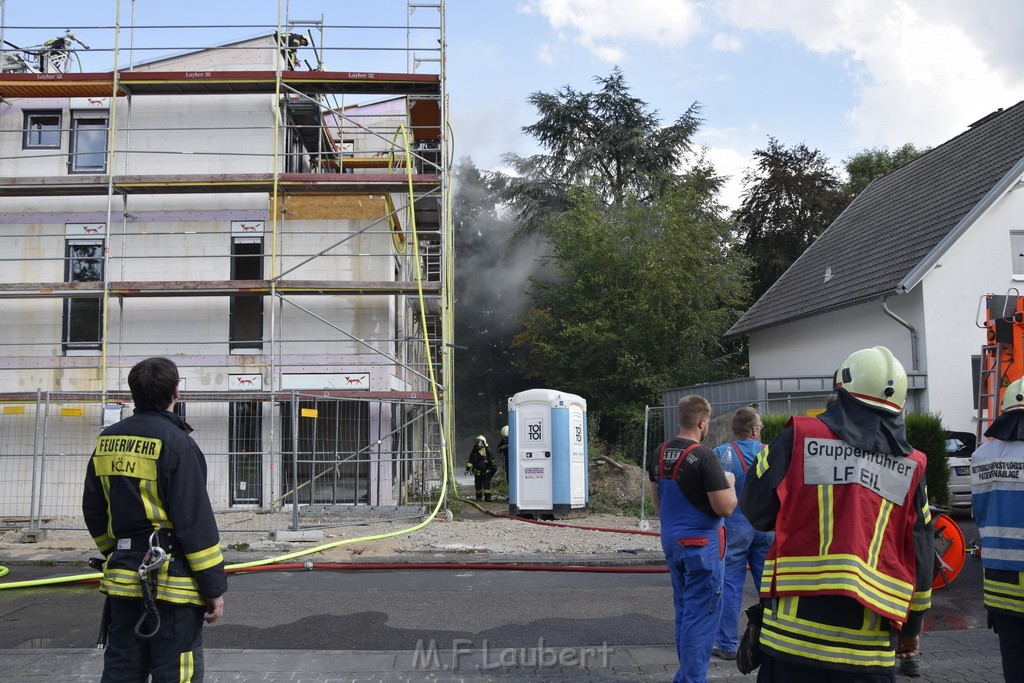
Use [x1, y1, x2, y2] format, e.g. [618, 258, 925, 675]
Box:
[0, 501, 664, 565]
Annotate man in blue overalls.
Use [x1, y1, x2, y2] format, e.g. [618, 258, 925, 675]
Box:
[648, 395, 737, 683]
[711, 406, 773, 660]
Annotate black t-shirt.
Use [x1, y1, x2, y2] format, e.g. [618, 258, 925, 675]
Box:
[648, 437, 729, 518]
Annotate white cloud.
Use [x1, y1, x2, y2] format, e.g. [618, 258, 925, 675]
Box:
[714, 0, 1024, 149]
[703, 145, 750, 213]
[711, 33, 743, 52]
[537, 43, 556, 64]
[519, 0, 704, 61]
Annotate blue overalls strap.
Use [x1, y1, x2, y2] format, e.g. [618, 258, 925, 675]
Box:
[731, 442, 749, 473]
[658, 442, 701, 480]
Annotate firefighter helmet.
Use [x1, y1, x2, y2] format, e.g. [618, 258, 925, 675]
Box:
[834, 346, 907, 414]
[1002, 378, 1024, 413]
[501, 426, 509, 437]
[475, 435, 488, 446]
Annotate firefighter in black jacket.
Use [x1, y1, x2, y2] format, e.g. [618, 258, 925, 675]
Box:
[83, 357, 226, 682]
[466, 435, 497, 501]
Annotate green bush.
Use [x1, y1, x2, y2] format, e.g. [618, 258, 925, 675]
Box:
[756, 411, 951, 507]
[904, 411, 951, 507]
[761, 414, 790, 446]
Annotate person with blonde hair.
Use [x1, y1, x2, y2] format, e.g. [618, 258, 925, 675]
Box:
[711, 406, 772, 661]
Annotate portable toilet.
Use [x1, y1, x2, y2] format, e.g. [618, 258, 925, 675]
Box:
[507, 389, 588, 519]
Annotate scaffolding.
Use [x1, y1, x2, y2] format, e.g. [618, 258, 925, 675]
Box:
[0, 1, 453, 524]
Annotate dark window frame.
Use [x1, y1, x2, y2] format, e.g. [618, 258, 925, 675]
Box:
[229, 401, 263, 505]
[23, 110, 62, 149]
[68, 112, 109, 173]
[62, 239, 104, 353]
[229, 237, 264, 351]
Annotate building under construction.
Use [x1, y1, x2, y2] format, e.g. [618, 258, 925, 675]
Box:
[0, 2, 453, 529]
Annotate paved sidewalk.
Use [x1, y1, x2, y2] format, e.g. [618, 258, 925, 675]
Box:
[0, 627, 1005, 682]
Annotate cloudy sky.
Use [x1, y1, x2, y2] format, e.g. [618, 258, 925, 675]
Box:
[5, 0, 1023, 208]
[450, 0, 1024, 208]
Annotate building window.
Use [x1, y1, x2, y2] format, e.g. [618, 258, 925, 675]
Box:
[23, 110, 62, 149]
[230, 237, 264, 351]
[230, 401, 263, 505]
[69, 112, 108, 173]
[1011, 231, 1024, 280]
[63, 240, 104, 353]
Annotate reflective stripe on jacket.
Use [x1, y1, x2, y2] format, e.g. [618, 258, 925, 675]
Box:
[83, 409, 227, 605]
[972, 437, 1024, 615]
[765, 417, 928, 624]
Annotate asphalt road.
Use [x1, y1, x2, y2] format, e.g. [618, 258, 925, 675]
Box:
[0, 512, 986, 652]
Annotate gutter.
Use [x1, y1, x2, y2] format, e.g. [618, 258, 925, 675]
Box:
[881, 295, 920, 372]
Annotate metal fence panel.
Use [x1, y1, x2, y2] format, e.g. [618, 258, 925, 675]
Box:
[640, 395, 833, 529]
[1, 391, 444, 534]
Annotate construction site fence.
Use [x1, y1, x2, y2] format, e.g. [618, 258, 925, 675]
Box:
[0, 390, 446, 535]
[638, 394, 832, 527]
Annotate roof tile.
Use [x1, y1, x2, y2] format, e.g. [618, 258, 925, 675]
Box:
[729, 100, 1024, 336]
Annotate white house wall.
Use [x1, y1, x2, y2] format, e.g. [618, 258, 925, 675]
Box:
[116, 95, 275, 175]
[747, 289, 922, 395]
[917, 183, 1024, 433]
[130, 37, 277, 72]
[748, 185, 1024, 434]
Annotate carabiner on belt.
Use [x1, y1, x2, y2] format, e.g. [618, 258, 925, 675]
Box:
[138, 529, 167, 579]
[135, 529, 167, 639]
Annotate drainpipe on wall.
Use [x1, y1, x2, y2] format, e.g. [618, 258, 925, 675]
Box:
[882, 295, 920, 372]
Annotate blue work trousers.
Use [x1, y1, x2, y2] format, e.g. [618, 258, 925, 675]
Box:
[715, 516, 773, 652]
[664, 531, 725, 683]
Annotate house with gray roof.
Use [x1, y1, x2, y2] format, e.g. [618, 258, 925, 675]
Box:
[671, 101, 1024, 434]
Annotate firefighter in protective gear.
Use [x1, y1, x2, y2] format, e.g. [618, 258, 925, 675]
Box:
[740, 346, 933, 682]
[276, 31, 308, 69]
[972, 376, 1024, 681]
[497, 425, 510, 474]
[466, 435, 497, 501]
[83, 357, 226, 682]
[648, 395, 736, 683]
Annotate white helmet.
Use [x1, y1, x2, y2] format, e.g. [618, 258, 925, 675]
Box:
[834, 346, 907, 414]
[1002, 378, 1024, 413]
[501, 426, 509, 437]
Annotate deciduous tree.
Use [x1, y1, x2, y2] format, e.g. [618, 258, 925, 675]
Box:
[734, 138, 850, 302]
[493, 68, 702, 235]
[514, 179, 749, 450]
[844, 143, 928, 195]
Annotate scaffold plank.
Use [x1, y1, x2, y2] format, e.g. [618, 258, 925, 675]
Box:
[0, 70, 440, 99]
[0, 173, 440, 196]
[0, 280, 441, 298]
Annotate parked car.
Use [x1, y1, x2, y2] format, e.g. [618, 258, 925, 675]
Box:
[946, 430, 977, 509]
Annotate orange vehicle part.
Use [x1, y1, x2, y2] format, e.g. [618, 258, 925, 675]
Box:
[932, 512, 966, 589]
[977, 293, 1024, 441]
